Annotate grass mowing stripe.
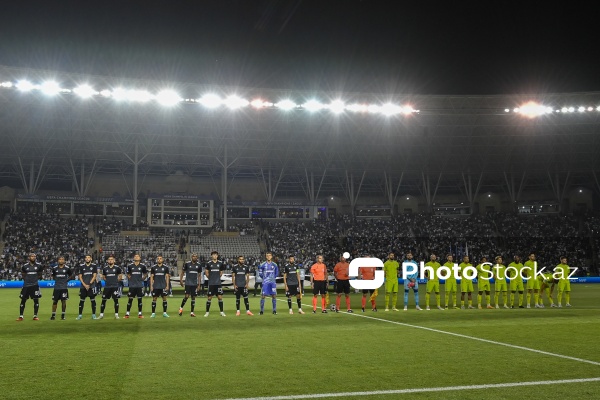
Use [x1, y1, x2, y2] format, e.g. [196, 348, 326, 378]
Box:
[283, 299, 600, 367]
[215, 377, 600, 400]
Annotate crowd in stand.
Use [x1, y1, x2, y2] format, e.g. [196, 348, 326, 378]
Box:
[1, 211, 598, 279]
[2, 213, 94, 280]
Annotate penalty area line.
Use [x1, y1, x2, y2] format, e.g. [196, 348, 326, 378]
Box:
[275, 298, 600, 368]
[215, 377, 600, 400]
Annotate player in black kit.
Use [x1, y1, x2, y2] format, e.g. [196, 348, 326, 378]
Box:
[125, 254, 147, 318]
[284, 255, 305, 315]
[51, 256, 73, 320]
[17, 253, 43, 321]
[179, 253, 202, 317]
[100, 255, 123, 319]
[77, 255, 98, 320]
[150, 255, 170, 318]
[232, 256, 254, 316]
[204, 251, 226, 317]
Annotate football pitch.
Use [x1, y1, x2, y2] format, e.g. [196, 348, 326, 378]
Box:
[2, 286, 600, 400]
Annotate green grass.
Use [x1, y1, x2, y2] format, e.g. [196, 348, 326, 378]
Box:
[1, 285, 600, 399]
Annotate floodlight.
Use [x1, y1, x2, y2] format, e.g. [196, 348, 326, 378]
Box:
[504, 109, 510, 112]
[380, 103, 402, 116]
[156, 90, 182, 106]
[1, 81, 13, 88]
[199, 94, 222, 108]
[111, 87, 128, 101]
[275, 99, 297, 111]
[224, 95, 249, 109]
[368, 104, 381, 113]
[597, 106, 600, 111]
[328, 100, 345, 114]
[568, 107, 575, 112]
[578, 106, 585, 112]
[40, 81, 61, 96]
[517, 102, 547, 118]
[16, 80, 35, 92]
[73, 84, 97, 99]
[100, 89, 112, 98]
[250, 99, 273, 109]
[302, 100, 325, 112]
[561, 107, 567, 113]
[588, 107, 593, 112]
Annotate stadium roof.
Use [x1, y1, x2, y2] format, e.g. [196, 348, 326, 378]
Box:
[1, 66, 600, 200]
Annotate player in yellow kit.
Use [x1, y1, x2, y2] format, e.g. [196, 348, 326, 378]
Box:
[443, 255, 458, 309]
[476, 257, 494, 309]
[508, 255, 525, 308]
[493, 256, 508, 309]
[458, 256, 475, 309]
[383, 253, 399, 311]
[555, 256, 572, 308]
[538, 269, 555, 308]
[425, 253, 443, 310]
[524, 253, 540, 308]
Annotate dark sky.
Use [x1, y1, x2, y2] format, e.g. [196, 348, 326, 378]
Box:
[0, 0, 597, 95]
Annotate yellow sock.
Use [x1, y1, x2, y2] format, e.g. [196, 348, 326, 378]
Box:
[435, 293, 440, 307]
[565, 292, 570, 304]
[534, 292, 539, 305]
[477, 293, 482, 305]
[503, 292, 508, 305]
[468, 300, 472, 307]
[558, 290, 563, 304]
[510, 292, 515, 306]
[445, 293, 449, 307]
[461, 300, 465, 307]
[518, 293, 523, 306]
[486, 294, 491, 305]
[453, 294, 457, 307]
[526, 292, 531, 305]
[426, 293, 430, 307]
[494, 292, 499, 306]
[547, 288, 554, 305]
[385, 293, 390, 308]
[392, 293, 397, 308]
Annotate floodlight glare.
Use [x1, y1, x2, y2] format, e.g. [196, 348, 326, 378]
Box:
[597, 106, 600, 111]
[368, 104, 381, 113]
[328, 100, 345, 114]
[100, 89, 112, 98]
[568, 107, 575, 112]
[578, 106, 585, 112]
[588, 107, 593, 112]
[111, 88, 128, 101]
[199, 94, 222, 108]
[224, 95, 249, 109]
[275, 99, 297, 111]
[16, 80, 35, 92]
[250, 99, 273, 108]
[73, 84, 97, 99]
[346, 103, 368, 113]
[128, 89, 153, 102]
[380, 103, 402, 116]
[40, 81, 61, 96]
[561, 107, 568, 113]
[302, 100, 325, 112]
[156, 90, 182, 106]
[517, 102, 548, 118]
[1, 81, 13, 88]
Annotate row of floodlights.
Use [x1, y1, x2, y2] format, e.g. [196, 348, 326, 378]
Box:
[505, 102, 600, 117]
[0, 80, 418, 116]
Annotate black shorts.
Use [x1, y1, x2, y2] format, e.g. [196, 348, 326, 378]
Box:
[286, 285, 299, 296]
[362, 289, 376, 295]
[20, 285, 42, 300]
[234, 287, 249, 297]
[313, 281, 327, 295]
[79, 286, 97, 299]
[335, 280, 351, 294]
[254, 281, 263, 288]
[208, 285, 224, 297]
[128, 287, 144, 298]
[102, 287, 121, 300]
[152, 288, 168, 298]
[184, 285, 198, 296]
[52, 289, 69, 301]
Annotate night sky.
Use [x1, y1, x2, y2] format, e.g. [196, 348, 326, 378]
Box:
[0, 0, 597, 95]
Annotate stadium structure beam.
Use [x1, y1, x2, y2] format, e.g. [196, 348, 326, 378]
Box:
[345, 171, 365, 216]
[548, 171, 571, 212]
[303, 169, 327, 204]
[462, 172, 483, 214]
[384, 171, 404, 216]
[420, 173, 442, 213]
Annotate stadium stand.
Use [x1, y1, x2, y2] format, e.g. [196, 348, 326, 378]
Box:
[189, 234, 261, 261]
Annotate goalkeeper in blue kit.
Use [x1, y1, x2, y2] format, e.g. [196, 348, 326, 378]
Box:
[403, 252, 422, 311]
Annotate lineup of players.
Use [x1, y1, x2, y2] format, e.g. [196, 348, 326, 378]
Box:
[16, 250, 574, 320]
